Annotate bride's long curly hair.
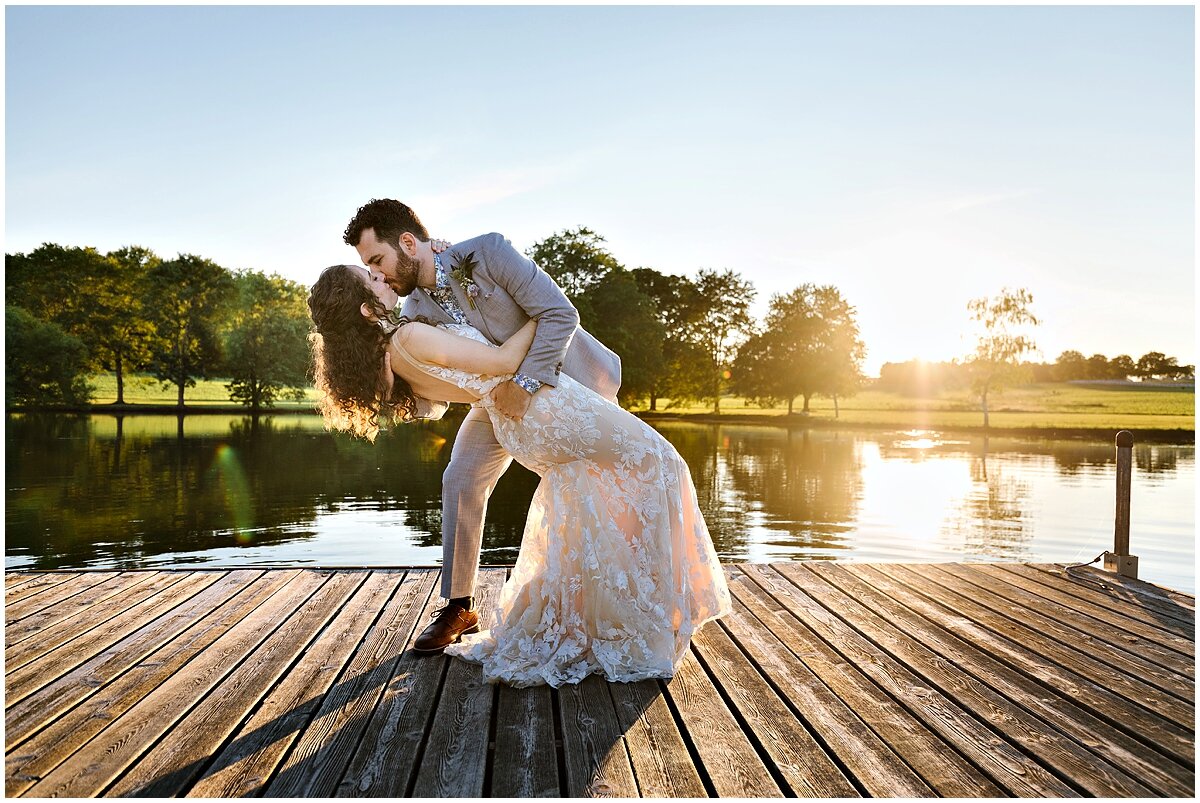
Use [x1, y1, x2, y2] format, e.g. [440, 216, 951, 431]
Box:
[307, 265, 418, 440]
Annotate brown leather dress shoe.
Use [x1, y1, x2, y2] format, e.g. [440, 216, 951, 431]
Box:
[413, 603, 480, 654]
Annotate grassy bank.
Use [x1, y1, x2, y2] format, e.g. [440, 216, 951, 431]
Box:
[45, 374, 1198, 440]
[630, 383, 1194, 436]
[86, 374, 319, 409]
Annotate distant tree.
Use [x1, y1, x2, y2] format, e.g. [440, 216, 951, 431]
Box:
[1110, 354, 1136, 380]
[691, 269, 756, 413]
[575, 268, 664, 407]
[733, 284, 865, 415]
[965, 288, 1040, 428]
[1052, 350, 1086, 381]
[102, 246, 162, 403]
[631, 268, 710, 409]
[525, 226, 622, 304]
[816, 288, 868, 417]
[730, 326, 785, 407]
[5, 243, 162, 404]
[1027, 360, 1057, 383]
[4, 245, 100, 323]
[5, 305, 93, 406]
[1085, 353, 1111, 380]
[222, 271, 311, 412]
[526, 228, 666, 408]
[145, 254, 235, 407]
[1135, 351, 1192, 380]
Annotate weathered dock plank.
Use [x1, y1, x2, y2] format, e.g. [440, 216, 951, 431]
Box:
[5, 572, 164, 647]
[840, 562, 1195, 797]
[3, 562, 1193, 799]
[20, 570, 326, 798]
[874, 563, 1196, 765]
[261, 571, 422, 798]
[969, 563, 1194, 667]
[1029, 562, 1196, 617]
[4, 570, 269, 766]
[744, 563, 1074, 796]
[491, 684, 560, 796]
[5, 572, 43, 590]
[559, 673, 640, 797]
[608, 678, 705, 797]
[410, 568, 506, 798]
[5, 571, 123, 626]
[191, 569, 437, 798]
[664, 647, 783, 797]
[726, 564, 997, 796]
[815, 562, 1166, 796]
[5, 572, 221, 704]
[331, 570, 450, 797]
[107, 571, 369, 797]
[911, 563, 1194, 727]
[1012, 562, 1196, 641]
[4, 573, 81, 606]
[691, 614, 859, 796]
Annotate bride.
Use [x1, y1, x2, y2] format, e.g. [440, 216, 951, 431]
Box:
[307, 264, 731, 688]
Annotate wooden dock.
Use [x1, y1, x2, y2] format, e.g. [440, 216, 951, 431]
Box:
[4, 562, 1194, 797]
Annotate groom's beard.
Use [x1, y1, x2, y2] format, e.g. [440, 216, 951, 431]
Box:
[387, 249, 422, 297]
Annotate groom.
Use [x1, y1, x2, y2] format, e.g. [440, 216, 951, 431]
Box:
[344, 199, 622, 652]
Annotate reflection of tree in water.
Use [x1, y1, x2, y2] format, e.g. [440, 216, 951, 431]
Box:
[1050, 442, 1115, 478]
[5, 412, 539, 569]
[654, 424, 861, 560]
[1043, 441, 1191, 480]
[727, 428, 861, 557]
[946, 441, 1033, 560]
[654, 424, 745, 558]
[9, 413, 1191, 570]
[1134, 444, 1188, 481]
[375, 412, 538, 565]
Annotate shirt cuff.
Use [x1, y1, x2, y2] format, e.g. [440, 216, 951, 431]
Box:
[513, 373, 543, 395]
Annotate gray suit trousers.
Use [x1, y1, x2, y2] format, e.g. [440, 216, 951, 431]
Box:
[441, 406, 512, 598]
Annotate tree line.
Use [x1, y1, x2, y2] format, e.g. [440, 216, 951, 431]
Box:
[880, 349, 1195, 397]
[5, 230, 873, 416]
[526, 226, 866, 413]
[6, 244, 310, 410]
[9, 230, 1183, 420]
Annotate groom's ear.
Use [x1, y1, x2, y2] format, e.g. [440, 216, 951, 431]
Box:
[398, 231, 418, 255]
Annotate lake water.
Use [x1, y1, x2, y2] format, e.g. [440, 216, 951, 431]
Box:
[5, 413, 1195, 594]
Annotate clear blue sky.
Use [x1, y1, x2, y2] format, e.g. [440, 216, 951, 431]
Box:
[5, 4, 1194, 376]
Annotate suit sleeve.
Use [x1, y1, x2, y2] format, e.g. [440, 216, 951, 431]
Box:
[480, 233, 579, 388]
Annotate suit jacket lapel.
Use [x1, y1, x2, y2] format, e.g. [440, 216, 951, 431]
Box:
[401, 289, 452, 325]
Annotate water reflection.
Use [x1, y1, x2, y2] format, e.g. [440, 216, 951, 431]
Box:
[950, 440, 1032, 561]
[4, 414, 1194, 594]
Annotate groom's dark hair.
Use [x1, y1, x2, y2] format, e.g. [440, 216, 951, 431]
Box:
[343, 198, 430, 248]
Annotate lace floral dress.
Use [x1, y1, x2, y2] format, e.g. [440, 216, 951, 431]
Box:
[396, 323, 731, 687]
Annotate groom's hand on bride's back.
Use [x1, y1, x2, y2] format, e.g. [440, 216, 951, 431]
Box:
[492, 379, 533, 420]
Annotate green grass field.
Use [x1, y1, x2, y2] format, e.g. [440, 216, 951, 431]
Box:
[88, 374, 320, 408]
[630, 383, 1195, 432]
[86, 374, 1193, 432]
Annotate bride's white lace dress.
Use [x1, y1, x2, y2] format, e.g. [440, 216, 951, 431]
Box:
[398, 323, 731, 687]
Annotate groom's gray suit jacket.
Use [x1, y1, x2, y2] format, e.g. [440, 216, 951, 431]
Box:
[398, 232, 622, 415]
